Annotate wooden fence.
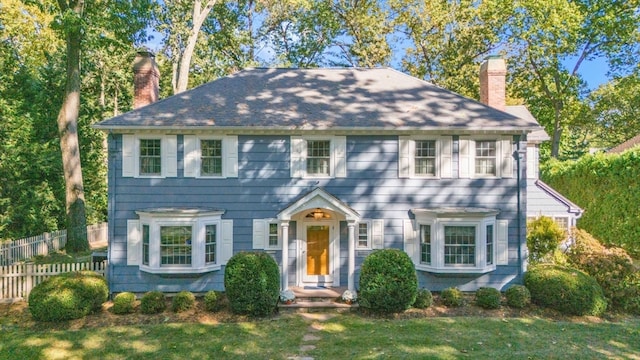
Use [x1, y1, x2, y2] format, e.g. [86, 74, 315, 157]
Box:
[0, 223, 108, 266]
[0, 261, 107, 302]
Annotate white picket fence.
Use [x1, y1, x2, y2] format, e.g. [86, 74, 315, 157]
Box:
[0, 261, 107, 302]
[0, 223, 108, 266]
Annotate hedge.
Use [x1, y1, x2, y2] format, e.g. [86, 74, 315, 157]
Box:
[541, 149, 640, 256]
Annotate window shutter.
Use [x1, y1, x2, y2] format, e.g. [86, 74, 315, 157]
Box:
[496, 220, 509, 265]
[290, 136, 306, 177]
[252, 219, 266, 249]
[163, 136, 178, 177]
[398, 137, 411, 178]
[501, 138, 514, 178]
[122, 135, 135, 177]
[220, 220, 234, 265]
[526, 145, 538, 179]
[183, 135, 198, 177]
[224, 136, 239, 178]
[372, 219, 384, 249]
[459, 137, 471, 178]
[403, 220, 418, 264]
[127, 220, 141, 266]
[440, 137, 452, 178]
[334, 136, 347, 178]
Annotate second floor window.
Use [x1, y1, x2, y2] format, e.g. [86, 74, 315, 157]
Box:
[139, 139, 162, 175]
[306, 140, 331, 176]
[475, 140, 497, 176]
[415, 140, 436, 176]
[200, 139, 223, 176]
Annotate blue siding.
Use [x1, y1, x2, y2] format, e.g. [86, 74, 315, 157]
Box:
[107, 134, 527, 293]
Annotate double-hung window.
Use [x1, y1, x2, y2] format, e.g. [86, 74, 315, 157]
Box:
[184, 135, 238, 178]
[459, 136, 513, 178]
[122, 135, 177, 178]
[474, 140, 497, 176]
[307, 140, 331, 176]
[200, 139, 223, 176]
[252, 219, 282, 250]
[398, 136, 452, 178]
[139, 139, 162, 176]
[358, 222, 370, 249]
[290, 136, 347, 178]
[415, 140, 437, 176]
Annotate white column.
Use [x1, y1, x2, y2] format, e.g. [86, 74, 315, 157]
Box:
[281, 221, 290, 290]
[347, 220, 356, 292]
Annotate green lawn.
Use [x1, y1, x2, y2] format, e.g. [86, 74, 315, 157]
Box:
[1, 314, 638, 359]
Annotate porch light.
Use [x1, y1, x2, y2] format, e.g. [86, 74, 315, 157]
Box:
[307, 208, 330, 220]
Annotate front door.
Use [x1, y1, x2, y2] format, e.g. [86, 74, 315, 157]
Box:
[303, 225, 332, 284]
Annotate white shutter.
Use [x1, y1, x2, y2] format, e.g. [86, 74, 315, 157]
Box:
[501, 138, 514, 178]
[440, 137, 452, 178]
[403, 219, 418, 264]
[224, 136, 238, 178]
[252, 219, 266, 250]
[220, 220, 234, 265]
[290, 136, 306, 177]
[459, 137, 470, 178]
[526, 145, 538, 179]
[334, 136, 347, 178]
[372, 219, 384, 249]
[122, 135, 135, 177]
[496, 220, 509, 265]
[398, 137, 411, 178]
[127, 220, 141, 266]
[163, 136, 178, 177]
[183, 135, 198, 177]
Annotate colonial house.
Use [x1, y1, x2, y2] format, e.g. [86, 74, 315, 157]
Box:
[95, 53, 580, 295]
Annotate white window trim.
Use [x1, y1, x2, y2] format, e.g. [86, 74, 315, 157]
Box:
[398, 136, 452, 179]
[460, 136, 513, 179]
[290, 135, 346, 178]
[128, 209, 231, 274]
[357, 220, 372, 250]
[122, 134, 177, 178]
[184, 135, 238, 178]
[253, 219, 282, 250]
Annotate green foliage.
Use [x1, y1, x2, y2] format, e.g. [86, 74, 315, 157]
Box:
[524, 264, 607, 316]
[412, 288, 433, 309]
[224, 252, 280, 317]
[475, 287, 502, 309]
[112, 292, 137, 315]
[140, 291, 166, 314]
[358, 249, 418, 314]
[203, 290, 220, 312]
[542, 150, 640, 257]
[505, 285, 531, 309]
[526, 216, 566, 263]
[172, 291, 195, 313]
[28, 271, 108, 322]
[440, 287, 464, 307]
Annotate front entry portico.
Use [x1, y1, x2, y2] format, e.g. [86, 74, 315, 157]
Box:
[277, 188, 360, 291]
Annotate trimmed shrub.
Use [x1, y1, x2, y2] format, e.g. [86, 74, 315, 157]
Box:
[224, 252, 280, 317]
[440, 287, 464, 307]
[140, 291, 166, 314]
[172, 291, 195, 312]
[526, 216, 565, 263]
[505, 285, 531, 309]
[358, 249, 418, 314]
[204, 291, 220, 312]
[112, 292, 137, 315]
[475, 287, 501, 309]
[28, 271, 108, 322]
[524, 264, 607, 316]
[413, 288, 433, 309]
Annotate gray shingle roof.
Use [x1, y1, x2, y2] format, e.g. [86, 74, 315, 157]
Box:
[95, 67, 543, 132]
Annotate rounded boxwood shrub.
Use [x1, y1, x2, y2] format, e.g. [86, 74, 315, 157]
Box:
[224, 251, 280, 317]
[204, 290, 220, 312]
[112, 292, 137, 315]
[413, 288, 433, 309]
[505, 285, 531, 309]
[475, 287, 501, 309]
[140, 291, 166, 314]
[358, 249, 418, 314]
[440, 287, 464, 307]
[28, 271, 108, 322]
[172, 291, 195, 312]
[524, 264, 607, 316]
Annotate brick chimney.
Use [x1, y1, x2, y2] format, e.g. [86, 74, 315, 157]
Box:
[479, 56, 506, 111]
[133, 51, 159, 109]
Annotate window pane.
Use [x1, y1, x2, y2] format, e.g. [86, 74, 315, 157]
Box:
[205, 225, 216, 264]
[415, 140, 436, 176]
[307, 140, 330, 175]
[142, 225, 150, 266]
[554, 217, 569, 233]
[420, 224, 431, 264]
[268, 223, 278, 247]
[475, 140, 496, 176]
[358, 223, 368, 248]
[444, 226, 475, 266]
[486, 224, 494, 266]
[140, 139, 162, 175]
[160, 226, 192, 266]
[201, 140, 222, 176]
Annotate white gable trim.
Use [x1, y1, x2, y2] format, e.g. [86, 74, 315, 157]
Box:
[277, 188, 360, 221]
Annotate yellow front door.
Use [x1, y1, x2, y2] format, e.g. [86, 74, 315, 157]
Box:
[306, 225, 330, 276]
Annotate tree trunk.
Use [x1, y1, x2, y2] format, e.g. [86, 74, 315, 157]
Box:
[551, 102, 563, 158]
[57, 0, 88, 253]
